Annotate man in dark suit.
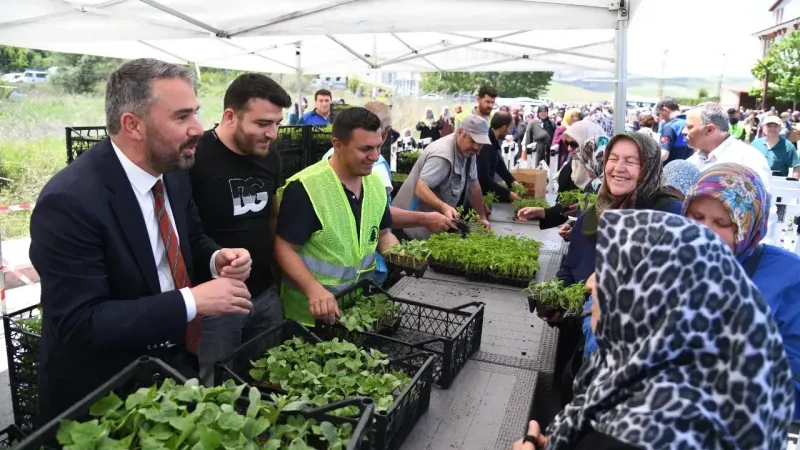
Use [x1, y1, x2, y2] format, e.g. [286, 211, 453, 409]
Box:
[29, 58, 255, 423]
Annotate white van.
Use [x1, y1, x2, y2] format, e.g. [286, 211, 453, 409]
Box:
[22, 70, 47, 83]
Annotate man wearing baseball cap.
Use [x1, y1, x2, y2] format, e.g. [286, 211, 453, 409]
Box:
[393, 115, 492, 239]
[752, 115, 800, 179]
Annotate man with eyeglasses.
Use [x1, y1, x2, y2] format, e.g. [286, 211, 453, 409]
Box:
[393, 115, 492, 239]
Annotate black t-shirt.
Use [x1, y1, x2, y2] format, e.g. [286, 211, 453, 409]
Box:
[190, 129, 280, 296]
[277, 180, 392, 246]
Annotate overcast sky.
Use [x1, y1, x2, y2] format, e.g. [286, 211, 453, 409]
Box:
[626, 0, 776, 78]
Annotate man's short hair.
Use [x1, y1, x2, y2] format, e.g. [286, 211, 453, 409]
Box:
[692, 102, 729, 133]
[638, 114, 656, 129]
[315, 89, 332, 100]
[332, 107, 381, 144]
[490, 111, 512, 129]
[727, 108, 737, 116]
[223, 73, 291, 112]
[656, 97, 680, 112]
[363, 101, 392, 134]
[105, 58, 195, 135]
[477, 85, 498, 99]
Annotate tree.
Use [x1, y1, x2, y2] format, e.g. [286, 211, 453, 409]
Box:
[50, 55, 109, 94]
[421, 71, 553, 98]
[697, 88, 709, 98]
[751, 30, 800, 105]
[0, 46, 46, 73]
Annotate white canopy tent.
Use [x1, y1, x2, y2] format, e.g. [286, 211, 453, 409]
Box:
[1, 0, 637, 132]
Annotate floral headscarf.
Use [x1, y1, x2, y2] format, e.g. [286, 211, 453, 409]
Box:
[422, 108, 435, 126]
[662, 159, 701, 197]
[682, 163, 770, 260]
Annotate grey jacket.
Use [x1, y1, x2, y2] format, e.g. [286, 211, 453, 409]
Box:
[393, 133, 473, 239]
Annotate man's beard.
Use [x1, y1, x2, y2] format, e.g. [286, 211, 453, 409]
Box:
[146, 128, 198, 173]
[233, 126, 271, 157]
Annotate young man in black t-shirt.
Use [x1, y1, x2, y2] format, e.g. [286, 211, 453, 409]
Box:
[190, 73, 292, 385]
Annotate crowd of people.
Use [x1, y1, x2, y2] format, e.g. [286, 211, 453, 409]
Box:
[25, 56, 800, 449]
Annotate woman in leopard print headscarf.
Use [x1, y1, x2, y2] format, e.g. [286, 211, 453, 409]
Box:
[534, 210, 794, 450]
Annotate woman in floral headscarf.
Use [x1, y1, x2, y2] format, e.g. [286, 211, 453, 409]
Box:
[684, 162, 800, 418]
[416, 108, 441, 142]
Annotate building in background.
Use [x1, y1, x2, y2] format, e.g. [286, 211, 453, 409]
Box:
[754, 0, 800, 57]
[381, 72, 421, 97]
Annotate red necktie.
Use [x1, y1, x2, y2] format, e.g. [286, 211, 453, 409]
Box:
[152, 180, 201, 354]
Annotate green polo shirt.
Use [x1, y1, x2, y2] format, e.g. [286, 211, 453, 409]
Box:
[752, 137, 800, 177]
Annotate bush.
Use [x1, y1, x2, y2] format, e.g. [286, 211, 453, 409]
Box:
[49, 56, 106, 94]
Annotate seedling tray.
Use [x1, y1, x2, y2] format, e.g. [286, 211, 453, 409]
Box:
[325, 280, 485, 389]
[3, 304, 42, 433]
[466, 270, 535, 288]
[526, 295, 581, 320]
[0, 425, 27, 449]
[385, 253, 428, 279]
[216, 320, 434, 450]
[429, 259, 467, 277]
[18, 356, 373, 450]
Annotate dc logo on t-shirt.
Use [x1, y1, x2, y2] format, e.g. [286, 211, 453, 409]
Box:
[229, 177, 269, 216]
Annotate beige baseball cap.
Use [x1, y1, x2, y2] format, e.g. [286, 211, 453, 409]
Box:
[762, 115, 782, 126]
[460, 115, 491, 145]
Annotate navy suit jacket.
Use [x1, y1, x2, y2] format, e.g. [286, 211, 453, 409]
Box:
[29, 138, 219, 421]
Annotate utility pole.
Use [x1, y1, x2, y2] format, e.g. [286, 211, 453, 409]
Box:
[657, 49, 669, 99]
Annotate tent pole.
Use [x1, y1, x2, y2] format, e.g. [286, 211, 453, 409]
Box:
[295, 42, 303, 118]
[613, 0, 629, 135]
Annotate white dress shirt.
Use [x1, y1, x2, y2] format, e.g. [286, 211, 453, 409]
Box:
[112, 141, 218, 322]
[687, 134, 778, 244]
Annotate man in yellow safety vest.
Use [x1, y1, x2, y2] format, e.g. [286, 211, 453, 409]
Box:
[274, 107, 399, 325]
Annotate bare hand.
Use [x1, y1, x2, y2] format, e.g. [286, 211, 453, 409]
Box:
[517, 207, 544, 221]
[563, 203, 580, 217]
[424, 212, 456, 233]
[215, 248, 252, 281]
[479, 218, 491, 230]
[308, 287, 340, 324]
[512, 421, 547, 450]
[558, 223, 572, 241]
[441, 205, 460, 222]
[192, 278, 252, 317]
[509, 191, 521, 202]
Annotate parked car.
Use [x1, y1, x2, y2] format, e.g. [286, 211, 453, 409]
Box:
[420, 93, 440, 100]
[22, 70, 47, 83]
[1, 73, 23, 83]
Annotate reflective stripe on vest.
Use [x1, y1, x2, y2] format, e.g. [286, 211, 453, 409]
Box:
[292, 252, 376, 284]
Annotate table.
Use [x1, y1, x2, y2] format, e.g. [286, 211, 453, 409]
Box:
[396, 223, 566, 450]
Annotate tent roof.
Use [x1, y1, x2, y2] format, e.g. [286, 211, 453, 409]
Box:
[0, 0, 636, 75]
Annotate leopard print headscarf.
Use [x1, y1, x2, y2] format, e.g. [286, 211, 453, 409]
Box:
[546, 210, 793, 450]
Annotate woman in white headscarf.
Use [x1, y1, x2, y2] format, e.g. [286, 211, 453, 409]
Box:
[439, 106, 454, 137]
[516, 121, 609, 229]
[416, 108, 441, 142]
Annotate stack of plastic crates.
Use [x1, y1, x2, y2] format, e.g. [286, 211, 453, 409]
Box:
[3, 305, 42, 433]
[306, 124, 334, 166]
[273, 125, 306, 183]
[65, 126, 107, 164]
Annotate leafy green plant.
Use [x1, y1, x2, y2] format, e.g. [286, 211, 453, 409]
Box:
[512, 198, 549, 214]
[483, 192, 499, 208]
[17, 313, 42, 335]
[428, 232, 541, 279]
[250, 338, 411, 414]
[391, 172, 408, 183]
[523, 279, 586, 315]
[557, 190, 597, 210]
[397, 151, 420, 162]
[339, 293, 402, 333]
[56, 378, 356, 449]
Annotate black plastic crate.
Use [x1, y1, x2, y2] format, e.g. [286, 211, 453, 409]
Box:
[65, 126, 107, 164]
[467, 270, 535, 288]
[3, 304, 42, 433]
[216, 320, 434, 450]
[307, 124, 333, 164]
[0, 425, 27, 449]
[326, 280, 484, 389]
[18, 356, 373, 450]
